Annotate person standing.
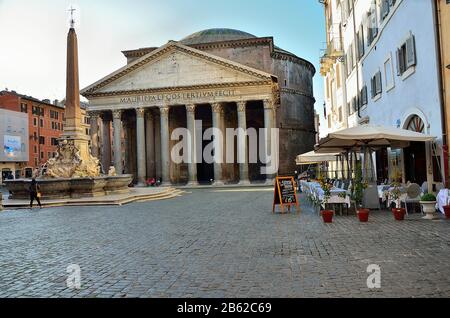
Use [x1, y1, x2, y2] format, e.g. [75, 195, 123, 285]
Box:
[29, 178, 42, 209]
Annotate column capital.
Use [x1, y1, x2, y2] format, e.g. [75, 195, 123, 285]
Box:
[211, 102, 224, 114]
[88, 110, 100, 119]
[160, 106, 170, 116]
[112, 109, 122, 120]
[237, 101, 247, 112]
[263, 99, 275, 110]
[186, 104, 196, 113]
[136, 107, 145, 118]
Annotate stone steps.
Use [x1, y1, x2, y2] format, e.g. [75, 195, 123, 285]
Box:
[1, 187, 184, 210]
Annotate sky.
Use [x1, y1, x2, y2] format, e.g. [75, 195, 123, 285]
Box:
[0, 0, 325, 115]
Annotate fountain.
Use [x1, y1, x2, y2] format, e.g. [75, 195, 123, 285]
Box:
[5, 13, 132, 200]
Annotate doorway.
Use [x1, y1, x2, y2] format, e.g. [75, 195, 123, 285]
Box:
[404, 142, 427, 185]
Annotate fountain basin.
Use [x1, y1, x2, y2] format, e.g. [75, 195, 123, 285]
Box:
[4, 175, 133, 200]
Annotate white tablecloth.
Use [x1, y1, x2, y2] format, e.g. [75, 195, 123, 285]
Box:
[300, 181, 351, 208]
[436, 189, 448, 214]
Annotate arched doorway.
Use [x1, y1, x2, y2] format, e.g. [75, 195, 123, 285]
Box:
[404, 115, 427, 185]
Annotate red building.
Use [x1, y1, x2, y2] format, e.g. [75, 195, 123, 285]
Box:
[0, 90, 65, 178]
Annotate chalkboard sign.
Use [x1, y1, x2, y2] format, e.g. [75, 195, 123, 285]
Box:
[273, 176, 300, 213]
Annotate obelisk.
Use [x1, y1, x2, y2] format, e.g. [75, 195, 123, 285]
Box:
[61, 22, 90, 161]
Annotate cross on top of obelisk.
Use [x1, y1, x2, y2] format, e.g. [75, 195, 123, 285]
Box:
[68, 6, 76, 29]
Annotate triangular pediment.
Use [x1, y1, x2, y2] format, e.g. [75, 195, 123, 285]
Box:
[81, 41, 275, 96]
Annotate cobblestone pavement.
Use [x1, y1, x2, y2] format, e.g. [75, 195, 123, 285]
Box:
[0, 188, 449, 298]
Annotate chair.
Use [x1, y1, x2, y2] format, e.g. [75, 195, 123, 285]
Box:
[421, 181, 428, 194]
[343, 180, 350, 190]
[401, 183, 422, 215]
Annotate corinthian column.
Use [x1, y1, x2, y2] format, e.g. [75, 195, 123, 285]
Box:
[211, 103, 224, 186]
[237, 101, 250, 185]
[89, 111, 100, 158]
[136, 108, 146, 186]
[160, 106, 170, 186]
[112, 109, 123, 174]
[101, 113, 111, 173]
[145, 111, 155, 179]
[186, 104, 198, 185]
[263, 99, 276, 184]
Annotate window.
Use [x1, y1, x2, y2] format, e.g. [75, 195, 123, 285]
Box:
[33, 117, 37, 126]
[20, 103, 28, 113]
[51, 138, 59, 146]
[360, 85, 368, 106]
[336, 64, 341, 88]
[396, 35, 417, 76]
[338, 107, 343, 122]
[48, 152, 51, 159]
[380, 0, 390, 21]
[357, 25, 365, 59]
[384, 56, 395, 90]
[34, 158, 38, 166]
[34, 145, 37, 153]
[406, 115, 425, 133]
[50, 110, 59, 120]
[352, 96, 357, 114]
[40, 152, 44, 159]
[40, 119, 44, 127]
[366, 5, 378, 45]
[39, 136, 45, 145]
[371, 71, 382, 98]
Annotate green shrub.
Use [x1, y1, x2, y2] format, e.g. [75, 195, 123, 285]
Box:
[420, 193, 436, 202]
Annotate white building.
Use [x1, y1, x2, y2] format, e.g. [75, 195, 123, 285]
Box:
[320, 0, 444, 190]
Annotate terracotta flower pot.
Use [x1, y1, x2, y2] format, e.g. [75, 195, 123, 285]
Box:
[443, 205, 450, 219]
[357, 209, 369, 222]
[392, 208, 406, 221]
[321, 210, 334, 223]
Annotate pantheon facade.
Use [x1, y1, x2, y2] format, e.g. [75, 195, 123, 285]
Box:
[81, 28, 316, 185]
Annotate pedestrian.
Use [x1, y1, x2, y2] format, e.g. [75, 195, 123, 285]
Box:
[29, 178, 42, 209]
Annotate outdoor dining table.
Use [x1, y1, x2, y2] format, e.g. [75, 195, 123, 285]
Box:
[300, 181, 351, 215]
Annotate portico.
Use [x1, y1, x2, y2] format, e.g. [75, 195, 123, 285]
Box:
[82, 41, 279, 185]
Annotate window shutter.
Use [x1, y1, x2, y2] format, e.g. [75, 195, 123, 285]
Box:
[371, 77, 375, 98]
[406, 35, 416, 68]
[396, 48, 402, 75]
[376, 71, 382, 94]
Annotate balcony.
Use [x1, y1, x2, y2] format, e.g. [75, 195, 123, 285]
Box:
[319, 37, 343, 76]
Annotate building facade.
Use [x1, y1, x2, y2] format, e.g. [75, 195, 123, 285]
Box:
[82, 29, 316, 185]
[437, 0, 450, 185]
[0, 90, 91, 181]
[320, 0, 446, 190]
[0, 90, 65, 179]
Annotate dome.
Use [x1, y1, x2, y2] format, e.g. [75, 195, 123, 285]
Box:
[180, 28, 257, 45]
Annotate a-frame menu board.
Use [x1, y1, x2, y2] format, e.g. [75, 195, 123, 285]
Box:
[273, 176, 300, 213]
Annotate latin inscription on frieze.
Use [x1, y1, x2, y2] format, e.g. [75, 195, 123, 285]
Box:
[119, 89, 236, 104]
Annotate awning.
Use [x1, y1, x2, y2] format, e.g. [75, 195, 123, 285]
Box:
[316, 124, 436, 152]
[296, 150, 340, 165]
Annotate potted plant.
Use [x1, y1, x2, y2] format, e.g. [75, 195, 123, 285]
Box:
[318, 177, 334, 223]
[389, 182, 406, 221]
[420, 193, 438, 220]
[443, 205, 450, 219]
[351, 161, 369, 222]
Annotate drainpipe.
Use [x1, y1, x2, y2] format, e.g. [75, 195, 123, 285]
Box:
[433, 0, 448, 187]
[351, 4, 361, 119]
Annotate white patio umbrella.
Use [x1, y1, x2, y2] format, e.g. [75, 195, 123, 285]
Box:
[316, 124, 436, 152]
[296, 150, 340, 165]
[315, 124, 436, 182]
